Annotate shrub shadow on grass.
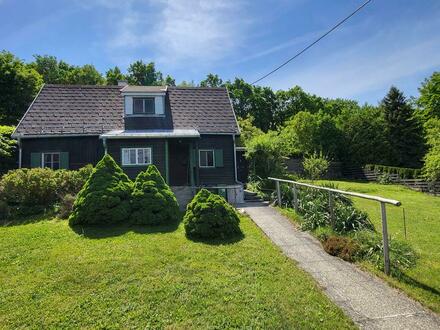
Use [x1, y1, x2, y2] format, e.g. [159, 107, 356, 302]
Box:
[1, 211, 56, 227]
[70, 218, 181, 239]
[393, 271, 440, 297]
[186, 232, 245, 246]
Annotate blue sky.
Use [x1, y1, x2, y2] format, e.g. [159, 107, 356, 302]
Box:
[1, 0, 439, 104]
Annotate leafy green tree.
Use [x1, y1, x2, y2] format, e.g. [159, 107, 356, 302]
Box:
[236, 116, 263, 147]
[200, 73, 223, 87]
[224, 78, 254, 119]
[0, 125, 16, 174]
[68, 64, 105, 85]
[246, 131, 286, 179]
[183, 189, 242, 239]
[336, 105, 390, 165]
[0, 51, 43, 125]
[105, 66, 125, 85]
[275, 86, 324, 125]
[127, 60, 163, 86]
[164, 75, 176, 86]
[130, 165, 179, 225]
[29, 55, 60, 84]
[178, 80, 196, 87]
[69, 154, 133, 225]
[417, 71, 440, 120]
[381, 87, 425, 167]
[422, 118, 440, 181]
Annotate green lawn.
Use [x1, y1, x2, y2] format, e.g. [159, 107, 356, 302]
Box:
[315, 180, 440, 313]
[0, 215, 354, 329]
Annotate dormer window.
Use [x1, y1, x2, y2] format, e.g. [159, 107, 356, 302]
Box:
[133, 97, 155, 114]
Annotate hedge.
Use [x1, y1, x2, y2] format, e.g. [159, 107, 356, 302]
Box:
[365, 164, 422, 179]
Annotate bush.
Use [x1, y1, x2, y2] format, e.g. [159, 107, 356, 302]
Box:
[131, 165, 179, 225]
[0, 165, 93, 216]
[323, 236, 360, 262]
[0, 125, 16, 175]
[365, 164, 422, 180]
[422, 118, 440, 182]
[0, 200, 10, 221]
[303, 152, 329, 180]
[57, 194, 76, 219]
[183, 189, 242, 239]
[355, 230, 418, 272]
[69, 154, 133, 225]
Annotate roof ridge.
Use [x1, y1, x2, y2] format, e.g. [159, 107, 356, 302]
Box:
[169, 86, 227, 90]
[45, 84, 121, 89]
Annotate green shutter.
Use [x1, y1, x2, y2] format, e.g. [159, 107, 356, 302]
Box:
[214, 149, 224, 167]
[30, 153, 42, 168]
[60, 152, 69, 169]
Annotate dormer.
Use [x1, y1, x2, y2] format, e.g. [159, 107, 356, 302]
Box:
[121, 85, 167, 117]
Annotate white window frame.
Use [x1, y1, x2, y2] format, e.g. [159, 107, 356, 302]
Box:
[199, 149, 215, 168]
[121, 147, 152, 166]
[42, 152, 60, 170]
[132, 97, 155, 115]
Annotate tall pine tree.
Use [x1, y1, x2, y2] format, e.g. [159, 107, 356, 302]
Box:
[381, 86, 424, 168]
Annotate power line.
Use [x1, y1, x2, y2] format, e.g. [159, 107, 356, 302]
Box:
[251, 0, 372, 85]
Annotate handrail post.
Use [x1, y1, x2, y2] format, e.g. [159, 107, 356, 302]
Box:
[328, 192, 335, 229]
[380, 202, 391, 275]
[276, 180, 281, 207]
[292, 184, 299, 212]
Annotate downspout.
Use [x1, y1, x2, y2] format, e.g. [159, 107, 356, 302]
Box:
[17, 137, 22, 168]
[102, 137, 108, 154]
[232, 134, 240, 183]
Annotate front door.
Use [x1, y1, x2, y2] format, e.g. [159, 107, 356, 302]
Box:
[169, 140, 190, 186]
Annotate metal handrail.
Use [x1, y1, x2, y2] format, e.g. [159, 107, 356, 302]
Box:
[269, 177, 402, 275]
[268, 177, 401, 206]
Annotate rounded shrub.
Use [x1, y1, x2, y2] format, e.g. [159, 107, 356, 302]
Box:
[323, 235, 360, 262]
[183, 189, 242, 239]
[69, 154, 133, 225]
[130, 165, 179, 225]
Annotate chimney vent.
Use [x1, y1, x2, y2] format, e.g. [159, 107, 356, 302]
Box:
[117, 80, 128, 87]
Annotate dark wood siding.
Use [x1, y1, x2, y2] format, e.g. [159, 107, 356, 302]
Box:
[107, 138, 166, 179]
[197, 135, 236, 185]
[21, 136, 103, 169]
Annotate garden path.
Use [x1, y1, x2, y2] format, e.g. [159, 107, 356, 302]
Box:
[239, 203, 440, 329]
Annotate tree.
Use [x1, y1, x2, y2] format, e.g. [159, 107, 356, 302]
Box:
[178, 80, 196, 87]
[130, 165, 179, 225]
[29, 55, 61, 84]
[200, 73, 223, 87]
[224, 78, 254, 119]
[127, 60, 163, 86]
[0, 125, 16, 174]
[164, 75, 176, 86]
[0, 51, 43, 125]
[422, 118, 440, 181]
[417, 71, 440, 120]
[275, 86, 324, 125]
[236, 116, 263, 147]
[69, 154, 133, 225]
[105, 66, 125, 85]
[68, 64, 105, 85]
[336, 105, 390, 165]
[381, 86, 425, 167]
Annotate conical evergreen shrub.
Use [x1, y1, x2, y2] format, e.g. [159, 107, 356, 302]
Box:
[69, 154, 133, 225]
[183, 189, 242, 239]
[130, 165, 179, 225]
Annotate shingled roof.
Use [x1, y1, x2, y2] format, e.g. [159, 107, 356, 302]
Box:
[13, 84, 239, 137]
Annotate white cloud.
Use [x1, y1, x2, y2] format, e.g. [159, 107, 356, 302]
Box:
[264, 18, 440, 100]
[82, 0, 248, 67]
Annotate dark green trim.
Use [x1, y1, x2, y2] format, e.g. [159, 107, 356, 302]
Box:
[189, 143, 195, 186]
[165, 140, 169, 184]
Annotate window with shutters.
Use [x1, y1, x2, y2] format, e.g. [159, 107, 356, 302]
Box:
[42, 152, 60, 170]
[199, 150, 215, 168]
[121, 147, 152, 166]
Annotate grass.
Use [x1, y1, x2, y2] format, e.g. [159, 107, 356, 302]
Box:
[285, 180, 440, 314]
[0, 214, 354, 329]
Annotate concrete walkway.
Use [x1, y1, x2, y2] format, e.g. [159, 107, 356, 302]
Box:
[239, 203, 440, 329]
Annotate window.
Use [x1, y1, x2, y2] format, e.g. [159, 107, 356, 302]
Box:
[122, 148, 152, 166]
[133, 97, 155, 114]
[199, 150, 215, 168]
[42, 152, 60, 170]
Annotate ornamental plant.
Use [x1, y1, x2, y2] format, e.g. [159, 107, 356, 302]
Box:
[183, 189, 242, 239]
[130, 165, 179, 225]
[69, 154, 133, 225]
